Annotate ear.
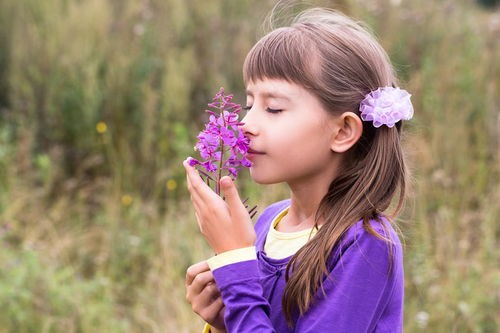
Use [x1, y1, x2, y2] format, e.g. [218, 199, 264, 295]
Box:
[330, 112, 363, 153]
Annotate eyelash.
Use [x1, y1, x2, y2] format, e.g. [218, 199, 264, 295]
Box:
[243, 106, 283, 114]
[266, 107, 283, 114]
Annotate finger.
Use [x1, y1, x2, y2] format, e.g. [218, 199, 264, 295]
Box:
[183, 160, 207, 194]
[219, 176, 242, 207]
[189, 195, 204, 222]
[185, 261, 210, 287]
[184, 160, 215, 209]
[184, 161, 194, 191]
[220, 176, 248, 220]
[192, 284, 224, 320]
[185, 169, 204, 212]
[187, 270, 216, 299]
[204, 281, 221, 301]
[184, 161, 201, 198]
[184, 170, 209, 216]
[197, 295, 225, 322]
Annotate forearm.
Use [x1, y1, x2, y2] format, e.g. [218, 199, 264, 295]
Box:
[212, 260, 276, 333]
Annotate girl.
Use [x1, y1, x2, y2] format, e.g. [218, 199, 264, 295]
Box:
[184, 7, 412, 333]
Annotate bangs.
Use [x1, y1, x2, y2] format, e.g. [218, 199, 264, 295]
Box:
[243, 27, 316, 86]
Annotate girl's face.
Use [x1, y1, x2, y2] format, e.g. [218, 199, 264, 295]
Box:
[242, 78, 340, 187]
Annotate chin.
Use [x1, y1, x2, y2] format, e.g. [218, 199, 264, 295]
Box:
[249, 170, 282, 185]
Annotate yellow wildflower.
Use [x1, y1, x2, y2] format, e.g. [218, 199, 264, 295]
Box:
[166, 179, 177, 191]
[121, 195, 133, 206]
[96, 121, 107, 134]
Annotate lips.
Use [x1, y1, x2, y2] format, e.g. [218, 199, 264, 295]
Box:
[247, 148, 265, 155]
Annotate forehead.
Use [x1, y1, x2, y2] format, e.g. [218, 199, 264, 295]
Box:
[245, 79, 304, 100]
[244, 78, 333, 121]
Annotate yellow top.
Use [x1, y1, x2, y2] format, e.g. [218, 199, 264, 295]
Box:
[264, 207, 318, 259]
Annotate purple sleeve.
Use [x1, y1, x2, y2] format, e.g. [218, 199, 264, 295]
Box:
[212, 260, 276, 332]
[210, 202, 284, 333]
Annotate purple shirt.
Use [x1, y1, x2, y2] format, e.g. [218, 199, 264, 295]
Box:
[212, 200, 404, 332]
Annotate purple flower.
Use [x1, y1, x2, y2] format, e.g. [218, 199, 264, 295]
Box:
[188, 87, 252, 195]
[359, 87, 414, 128]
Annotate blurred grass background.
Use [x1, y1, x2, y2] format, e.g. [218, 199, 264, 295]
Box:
[0, 0, 498, 332]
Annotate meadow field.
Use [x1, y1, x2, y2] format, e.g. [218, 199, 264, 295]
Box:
[0, 0, 498, 332]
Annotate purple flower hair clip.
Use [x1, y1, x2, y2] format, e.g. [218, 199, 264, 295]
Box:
[359, 87, 414, 128]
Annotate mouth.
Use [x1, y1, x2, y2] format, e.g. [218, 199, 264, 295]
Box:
[247, 148, 265, 155]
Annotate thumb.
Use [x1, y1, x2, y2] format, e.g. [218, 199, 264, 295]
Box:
[220, 176, 256, 247]
[220, 176, 245, 215]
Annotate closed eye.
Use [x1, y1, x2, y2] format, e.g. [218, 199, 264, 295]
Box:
[243, 105, 252, 111]
[266, 107, 283, 114]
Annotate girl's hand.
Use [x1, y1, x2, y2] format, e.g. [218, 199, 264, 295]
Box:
[185, 261, 226, 331]
[183, 160, 256, 254]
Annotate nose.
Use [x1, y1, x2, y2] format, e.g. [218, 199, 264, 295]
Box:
[240, 109, 258, 136]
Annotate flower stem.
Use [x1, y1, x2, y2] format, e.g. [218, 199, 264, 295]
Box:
[216, 98, 226, 196]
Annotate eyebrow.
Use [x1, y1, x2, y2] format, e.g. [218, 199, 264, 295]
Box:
[245, 90, 291, 101]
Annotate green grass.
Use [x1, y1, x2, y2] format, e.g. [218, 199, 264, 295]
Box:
[0, 0, 498, 332]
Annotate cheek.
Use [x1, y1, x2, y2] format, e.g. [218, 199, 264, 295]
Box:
[285, 127, 332, 157]
[284, 130, 334, 166]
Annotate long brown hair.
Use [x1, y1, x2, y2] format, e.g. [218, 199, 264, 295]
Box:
[243, 8, 409, 325]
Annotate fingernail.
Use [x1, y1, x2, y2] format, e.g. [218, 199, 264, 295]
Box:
[220, 177, 232, 187]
